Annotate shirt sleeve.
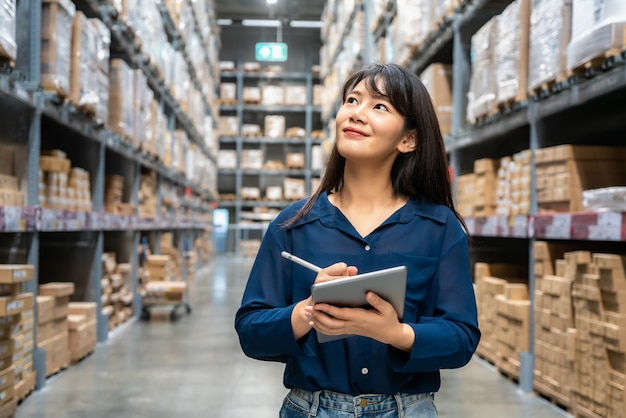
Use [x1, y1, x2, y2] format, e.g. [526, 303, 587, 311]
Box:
[234, 222, 312, 361]
[390, 218, 481, 372]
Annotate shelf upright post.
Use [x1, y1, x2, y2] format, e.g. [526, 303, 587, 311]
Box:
[518, 100, 540, 393]
[305, 50, 313, 195]
[234, 63, 244, 255]
[15, 0, 41, 90]
[131, 161, 141, 315]
[361, 0, 373, 64]
[451, 16, 471, 137]
[28, 92, 45, 389]
[94, 140, 107, 342]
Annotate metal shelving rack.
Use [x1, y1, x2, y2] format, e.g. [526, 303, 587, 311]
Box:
[320, 0, 626, 395]
[1, 0, 220, 390]
[217, 66, 323, 253]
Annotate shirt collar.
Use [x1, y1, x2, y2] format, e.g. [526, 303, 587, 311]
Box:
[288, 191, 448, 230]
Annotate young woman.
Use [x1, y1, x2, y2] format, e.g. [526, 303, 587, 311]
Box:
[235, 63, 480, 417]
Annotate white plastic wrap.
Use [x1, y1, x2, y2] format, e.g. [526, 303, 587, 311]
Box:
[394, 0, 428, 64]
[583, 187, 626, 211]
[494, 0, 530, 104]
[567, 0, 626, 70]
[528, 0, 570, 91]
[41, 0, 76, 96]
[0, 0, 17, 61]
[466, 18, 497, 123]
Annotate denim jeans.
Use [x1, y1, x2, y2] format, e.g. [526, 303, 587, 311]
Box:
[279, 388, 438, 417]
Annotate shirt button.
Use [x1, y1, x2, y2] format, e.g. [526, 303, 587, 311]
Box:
[364, 245, 371, 251]
[361, 367, 369, 375]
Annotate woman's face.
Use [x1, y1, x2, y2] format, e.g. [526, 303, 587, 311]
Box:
[335, 79, 413, 164]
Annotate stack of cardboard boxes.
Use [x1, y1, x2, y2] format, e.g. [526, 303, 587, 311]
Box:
[0, 264, 36, 413]
[568, 251, 626, 417]
[473, 262, 527, 367]
[67, 302, 97, 363]
[39, 150, 92, 212]
[0, 147, 22, 208]
[536, 145, 626, 213]
[101, 253, 134, 331]
[37, 282, 73, 377]
[533, 241, 576, 407]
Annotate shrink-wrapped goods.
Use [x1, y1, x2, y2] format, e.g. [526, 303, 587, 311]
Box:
[466, 18, 497, 123]
[108, 59, 134, 141]
[41, 0, 76, 97]
[420, 63, 453, 136]
[393, 0, 428, 65]
[0, 0, 17, 61]
[567, 0, 626, 70]
[528, 0, 572, 91]
[69, 12, 99, 114]
[494, 0, 531, 105]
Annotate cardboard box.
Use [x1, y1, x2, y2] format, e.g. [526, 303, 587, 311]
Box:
[0, 293, 33, 316]
[38, 282, 75, 298]
[284, 86, 307, 106]
[36, 295, 55, 324]
[68, 302, 97, 322]
[0, 146, 13, 176]
[0, 175, 18, 192]
[0, 265, 34, 284]
[41, 0, 76, 96]
[420, 63, 453, 136]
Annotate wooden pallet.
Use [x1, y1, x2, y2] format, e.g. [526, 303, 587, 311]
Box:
[0, 399, 16, 418]
[71, 347, 95, 365]
[219, 98, 237, 105]
[15, 372, 36, 404]
[567, 48, 624, 80]
[533, 380, 571, 413]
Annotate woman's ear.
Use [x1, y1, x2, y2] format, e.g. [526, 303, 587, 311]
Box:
[398, 130, 417, 153]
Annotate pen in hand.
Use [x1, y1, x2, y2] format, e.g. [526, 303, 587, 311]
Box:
[281, 251, 322, 273]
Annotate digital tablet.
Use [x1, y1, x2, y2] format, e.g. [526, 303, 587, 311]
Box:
[310, 265, 407, 343]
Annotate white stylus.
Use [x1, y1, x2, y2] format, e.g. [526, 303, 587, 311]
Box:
[281, 251, 322, 273]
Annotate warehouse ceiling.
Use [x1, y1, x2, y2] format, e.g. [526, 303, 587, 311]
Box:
[213, 0, 326, 21]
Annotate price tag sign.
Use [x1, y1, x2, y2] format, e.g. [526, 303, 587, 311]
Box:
[545, 213, 572, 239]
[3, 206, 21, 231]
[482, 216, 498, 236]
[512, 216, 529, 238]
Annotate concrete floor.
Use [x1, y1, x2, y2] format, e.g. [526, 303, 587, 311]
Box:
[16, 255, 571, 418]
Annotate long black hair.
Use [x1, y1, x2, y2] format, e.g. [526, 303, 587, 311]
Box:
[284, 63, 467, 233]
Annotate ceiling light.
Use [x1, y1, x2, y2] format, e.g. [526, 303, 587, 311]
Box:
[289, 20, 324, 28]
[241, 19, 282, 27]
[266, 0, 278, 4]
[217, 19, 233, 26]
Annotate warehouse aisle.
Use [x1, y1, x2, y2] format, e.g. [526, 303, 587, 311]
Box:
[16, 256, 570, 418]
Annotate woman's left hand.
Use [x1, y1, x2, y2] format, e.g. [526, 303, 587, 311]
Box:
[304, 292, 415, 351]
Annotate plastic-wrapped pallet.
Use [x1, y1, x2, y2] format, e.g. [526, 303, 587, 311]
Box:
[69, 12, 99, 115]
[0, 0, 16, 61]
[494, 0, 531, 106]
[393, 0, 428, 65]
[107, 59, 135, 141]
[90, 18, 110, 125]
[466, 17, 497, 124]
[567, 0, 626, 71]
[41, 0, 76, 97]
[528, 0, 572, 92]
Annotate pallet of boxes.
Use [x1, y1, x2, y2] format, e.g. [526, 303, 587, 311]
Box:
[37, 282, 74, 377]
[0, 264, 36, 414]
[101, 252, 134, 331]
[140, 253, 188, 321]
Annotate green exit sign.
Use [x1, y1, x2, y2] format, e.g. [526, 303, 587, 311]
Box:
[255, 42, 288, 62]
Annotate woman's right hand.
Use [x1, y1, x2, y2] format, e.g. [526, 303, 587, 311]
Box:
[291, 262, 358, 340]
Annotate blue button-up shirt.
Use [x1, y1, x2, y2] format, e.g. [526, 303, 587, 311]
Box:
[235, 192, 480, 396]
